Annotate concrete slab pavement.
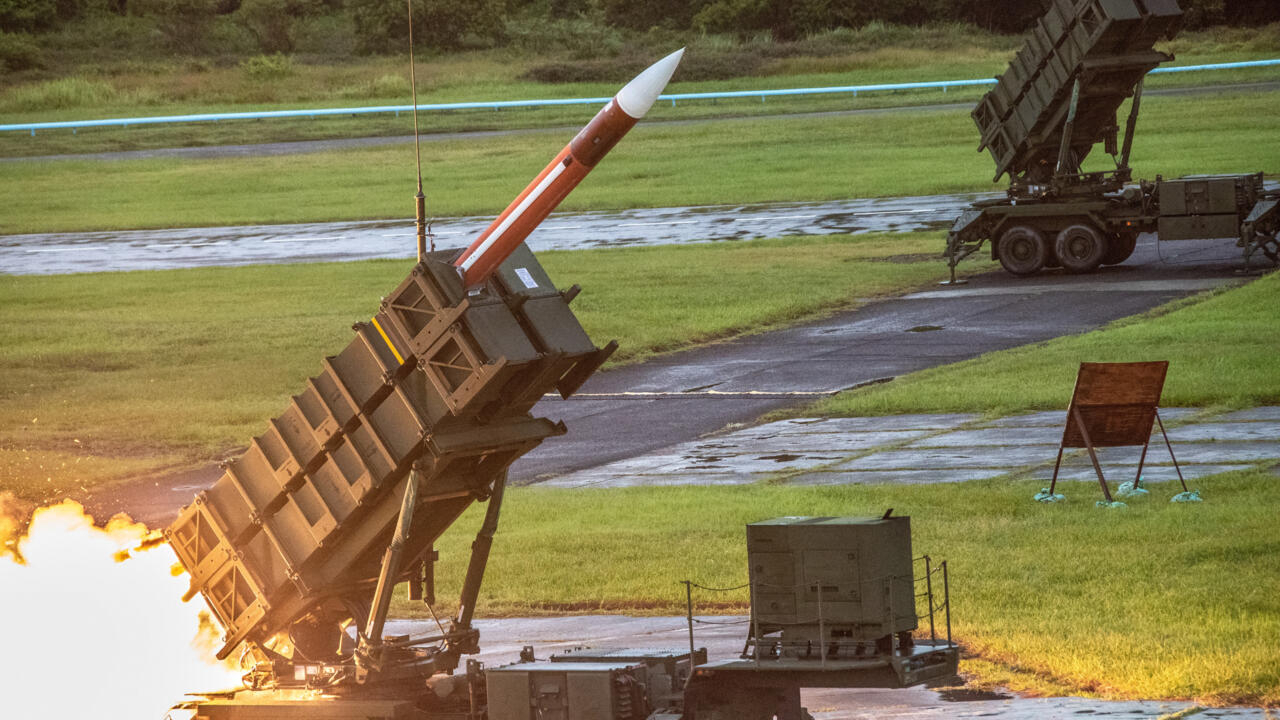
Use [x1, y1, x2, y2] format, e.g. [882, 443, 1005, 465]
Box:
[540, 409, 1280, 490]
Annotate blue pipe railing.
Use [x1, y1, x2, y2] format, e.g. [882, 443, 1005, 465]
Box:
[2, 58, 1276, 136]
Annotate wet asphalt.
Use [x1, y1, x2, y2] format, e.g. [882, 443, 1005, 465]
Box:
[0, 195, 978, 275]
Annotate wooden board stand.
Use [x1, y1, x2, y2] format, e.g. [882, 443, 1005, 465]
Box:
[1048, 361, 1188, 502]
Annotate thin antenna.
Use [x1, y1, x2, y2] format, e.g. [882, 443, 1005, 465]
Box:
[407, 0, 428, 260]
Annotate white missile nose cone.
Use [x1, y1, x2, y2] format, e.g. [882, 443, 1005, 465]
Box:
[615, 48, 685, 119]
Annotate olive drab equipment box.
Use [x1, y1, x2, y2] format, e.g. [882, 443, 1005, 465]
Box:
[746, 516, 917, 646]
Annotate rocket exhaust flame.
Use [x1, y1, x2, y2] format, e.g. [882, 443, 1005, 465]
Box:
[455, 48, 685, 287]
[0, 495, 241, 720]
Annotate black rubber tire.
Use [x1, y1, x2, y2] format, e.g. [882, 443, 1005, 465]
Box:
[997, 225, 1048, 276]
[1055, 224, 1107, 273]
[1102, 230, 1138, 265]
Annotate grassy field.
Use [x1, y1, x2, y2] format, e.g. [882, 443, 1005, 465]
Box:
[3, 25, 1269, 113]
[388, 468, 1280, 705]
[4, 88, 1280, 235]
[0, 87, 995, 159]
[2, 54, 1274, 159]
[808, 269, 1280, 418]
[0, 231, 984, 503]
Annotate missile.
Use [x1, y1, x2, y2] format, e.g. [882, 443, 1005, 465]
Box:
[454, 48, 685, 287]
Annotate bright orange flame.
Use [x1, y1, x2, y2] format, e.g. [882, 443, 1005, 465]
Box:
[0, 496, 242, 719]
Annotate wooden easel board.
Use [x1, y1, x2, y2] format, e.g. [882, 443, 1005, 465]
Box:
[1061, 361, 1168, 448]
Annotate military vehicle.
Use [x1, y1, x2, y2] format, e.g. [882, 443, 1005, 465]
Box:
[945, 0, 1280, 278]
[163, 237, 958, 720]
[158, 43, 959, 719]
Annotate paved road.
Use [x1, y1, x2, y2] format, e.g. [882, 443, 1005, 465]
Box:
[0, 195, 980, 275]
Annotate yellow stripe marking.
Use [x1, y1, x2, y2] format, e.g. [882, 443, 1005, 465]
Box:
[371, 317, 405, 365]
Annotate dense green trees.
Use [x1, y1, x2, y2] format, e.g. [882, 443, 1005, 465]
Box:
[235, 0, 319, 53]
[2, 0, 1276, 54]
[591, 0, 1274, 35]
[350, 0, 503, 52]
[1, 0, 58, 32]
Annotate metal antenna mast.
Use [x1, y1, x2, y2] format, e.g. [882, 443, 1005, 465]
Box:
[407, 0, 430, 260]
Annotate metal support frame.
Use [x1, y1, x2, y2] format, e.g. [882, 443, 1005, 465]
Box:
[1048, 406, 1188, 500]
[684, 580, 697, 665]
[358, 470, 422, 674]
[1055, 78, 1083, 180]
[452, 473, 507, 636]
[1153, 410, 1189, 493]
[923, 556, 936, 645]
[1119, 79, 1144, 170]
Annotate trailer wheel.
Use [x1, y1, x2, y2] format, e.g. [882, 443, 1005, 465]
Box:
[1055, 224, 1107, 273]
[1102, 231, 1138, 265]
[997, 226, 1048, 276]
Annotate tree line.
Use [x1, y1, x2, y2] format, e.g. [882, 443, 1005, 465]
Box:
[3, 0, 1277, 54]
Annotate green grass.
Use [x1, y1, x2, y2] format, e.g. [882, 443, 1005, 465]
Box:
[0, 232, 982, 503]
[809, 269, 1280, 419]
[390, 468, 1280, 705]
[0, 22, 1275, 158]
[0, 87, 994, 159]
[4, 89, 1280, 235]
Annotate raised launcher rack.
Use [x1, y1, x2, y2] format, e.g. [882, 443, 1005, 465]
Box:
[166, 243, 615, 680]
[972, 0, 1182, 194]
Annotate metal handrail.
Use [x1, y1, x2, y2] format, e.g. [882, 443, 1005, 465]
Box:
[2, 58, 1276, 136]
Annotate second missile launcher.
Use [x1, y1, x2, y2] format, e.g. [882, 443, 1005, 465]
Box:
[946, 0, 1280, 278]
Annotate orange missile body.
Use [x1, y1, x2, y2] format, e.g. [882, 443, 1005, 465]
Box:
[455, 49, 684, 287]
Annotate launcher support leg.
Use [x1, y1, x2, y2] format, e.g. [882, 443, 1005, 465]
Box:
[358, 470, 421, 674]
[1154, 410, 1189, 492]
[453, 473, 507, 639]
[1055, 79, 1083, 179]
[1119, 80, 1144, 170]
[1072, 406, 1113, 502]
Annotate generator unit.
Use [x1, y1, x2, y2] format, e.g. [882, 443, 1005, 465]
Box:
[746, 516, 916, 654]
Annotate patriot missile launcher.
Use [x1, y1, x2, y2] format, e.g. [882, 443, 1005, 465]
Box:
[164, 48, 957, 720]
[945, 0, 1280, 278]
